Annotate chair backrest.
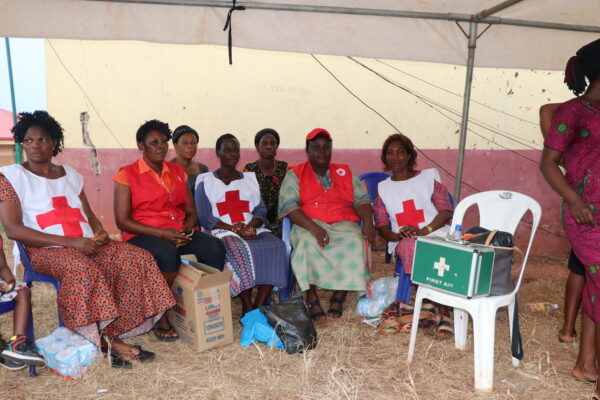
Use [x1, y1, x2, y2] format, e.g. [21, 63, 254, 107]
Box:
[358, 171, 390, 202]
[450, 190, 542, 293]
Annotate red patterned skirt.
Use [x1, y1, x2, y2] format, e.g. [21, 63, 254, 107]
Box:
[27, 240, 175, 345]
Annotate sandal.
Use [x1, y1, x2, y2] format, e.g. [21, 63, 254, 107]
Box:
[132, 345, 155, 363]
[327, 292, 347, 319]
[572, 368, 598, 384]
[378, 318, 403, 335]
[436, 315, 454, 338]
[109, 350, 133, 369]
[153, 327, 179, 342]
[307, 300, 326, 322]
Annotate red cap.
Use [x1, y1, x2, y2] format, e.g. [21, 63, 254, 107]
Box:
[305, 128, 331, 141]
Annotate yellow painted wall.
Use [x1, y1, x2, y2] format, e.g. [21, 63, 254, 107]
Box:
[45, 39, 573, 151]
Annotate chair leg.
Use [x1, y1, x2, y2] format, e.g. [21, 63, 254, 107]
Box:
[507, 300, 519, 367]
[26, 303, 36, 377]
[472, 305, 497, 392]
[454, 308, 469, 350]
[407, 288, 424, 363]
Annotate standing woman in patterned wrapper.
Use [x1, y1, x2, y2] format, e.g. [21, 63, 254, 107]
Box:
[0, 111, 174, 368]
[540, 38, 600, 397]
[244, 128, 288, 237]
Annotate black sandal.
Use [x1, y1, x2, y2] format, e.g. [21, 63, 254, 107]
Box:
[132, 345, 155, 363]
[327, 293, 347, 319]
[307, 300, 326, 321]
[109, 351, 133, 369]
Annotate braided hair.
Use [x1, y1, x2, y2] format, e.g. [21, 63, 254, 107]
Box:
[565, 38, 600, 96]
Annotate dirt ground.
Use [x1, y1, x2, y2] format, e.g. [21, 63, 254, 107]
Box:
[1, 250, 595, 400]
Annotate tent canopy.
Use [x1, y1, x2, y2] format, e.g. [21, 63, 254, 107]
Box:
[1, 0, 598, 70]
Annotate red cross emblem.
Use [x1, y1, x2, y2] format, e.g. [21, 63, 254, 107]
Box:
[216, 190, 250, 223]
[394, 199, 425, 227]
[36, 196, 87, 237]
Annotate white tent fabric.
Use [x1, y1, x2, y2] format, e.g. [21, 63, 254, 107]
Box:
[0, 0, 598, 70]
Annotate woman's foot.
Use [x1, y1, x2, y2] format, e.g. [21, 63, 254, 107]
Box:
[327, 291, 347, 319]
[306, 296, 326, 322]
[153, 316, 179, 342]
[102, 338, 141, 369]
[573, 365, 599, 383]
[559, 329, 577, 343]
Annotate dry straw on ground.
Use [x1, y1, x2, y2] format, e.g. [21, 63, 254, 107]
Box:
[0, 251, 595, 400]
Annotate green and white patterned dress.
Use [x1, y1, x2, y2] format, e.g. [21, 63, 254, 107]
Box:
[278, 168, 370, 291]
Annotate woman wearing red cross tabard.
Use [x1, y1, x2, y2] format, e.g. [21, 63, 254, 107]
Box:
[0, 111, 175, 368]
[194, 134, 287, 319]
[114, 120, 226, 342]
[373, 134, 453, 335]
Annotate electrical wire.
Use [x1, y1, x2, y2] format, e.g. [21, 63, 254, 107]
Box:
[311, 54, 566, 240]
[46, 40, 124, 148]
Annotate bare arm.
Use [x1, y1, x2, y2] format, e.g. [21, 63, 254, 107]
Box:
[355, 203, 376, 244]
[113, 182, 189, 245]
[0, 199, 100, 255]
[288, 209, 330, 248]
[540, 147, 594, 226]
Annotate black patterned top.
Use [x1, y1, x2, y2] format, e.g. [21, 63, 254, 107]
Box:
[243, 160, 288, 236]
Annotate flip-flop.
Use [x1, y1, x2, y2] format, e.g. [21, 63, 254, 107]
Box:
[307, 300, 326, 321]
[153, 327, 179, 343]
[327, 294, 347, 318]
[109, 351, 133, 369]
[436, 315, 454, 338]
[378, 318, 402, 335]
[132, 345, 155, 363]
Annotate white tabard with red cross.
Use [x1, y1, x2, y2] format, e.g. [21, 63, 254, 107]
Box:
[377, 168, 450, 254]
[199, 172, 268, 238]
[0, 164, 94, 241]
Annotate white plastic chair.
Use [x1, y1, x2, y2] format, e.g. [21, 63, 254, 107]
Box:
[406, 190, 541, 392]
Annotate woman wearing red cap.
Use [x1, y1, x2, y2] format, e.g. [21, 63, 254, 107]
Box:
[278, 129, 376, 321]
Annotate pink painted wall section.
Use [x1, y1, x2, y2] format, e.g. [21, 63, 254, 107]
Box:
[55, 147, 567, 258]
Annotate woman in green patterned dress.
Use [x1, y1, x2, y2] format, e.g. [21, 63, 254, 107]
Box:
[278, 128, 376, 321]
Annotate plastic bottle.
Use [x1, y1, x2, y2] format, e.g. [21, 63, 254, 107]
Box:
[524, 302, 559, 312]
[451, 224, 463, 241]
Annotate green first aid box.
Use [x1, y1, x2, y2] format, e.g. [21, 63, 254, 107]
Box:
[411, 236, 495, 298]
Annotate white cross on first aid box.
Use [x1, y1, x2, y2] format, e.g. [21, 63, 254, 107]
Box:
[411, 236, 495, 298]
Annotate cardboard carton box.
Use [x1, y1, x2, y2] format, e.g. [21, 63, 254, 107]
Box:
[168, 261, 234, 351]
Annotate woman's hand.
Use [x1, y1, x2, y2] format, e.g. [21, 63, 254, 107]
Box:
[239, 225, 257, 240]
[0, 264, 15, 288]
[398, 225, 422, 239]
[310, 225, 329, 248]
[92, 229, 110, 246]
[70, 237, 101, 257]
[361, 223, 377, 245]
[160, 229, 191, 247]
[569, 198, 597, 226]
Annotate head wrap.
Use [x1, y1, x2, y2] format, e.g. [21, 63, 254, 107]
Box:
[172, 125, 199, 144]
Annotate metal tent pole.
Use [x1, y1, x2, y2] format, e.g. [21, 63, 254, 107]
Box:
[5, 38, 21, 163]
[453, 22, 478, 202]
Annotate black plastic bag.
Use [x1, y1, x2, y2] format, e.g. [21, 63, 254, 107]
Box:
[260, 292, 317, 354]
[465, 227, 515, 296]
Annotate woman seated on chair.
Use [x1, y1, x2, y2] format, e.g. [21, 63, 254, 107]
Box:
[373, 134, 453, 334]
[113, 120, 226, 341]
[244, 128, 288, 237]
[278, 128, 376, 321]
[195, 134, 287, 318]
[169, 124, 209, 196]
[0, 111, 174, 368]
